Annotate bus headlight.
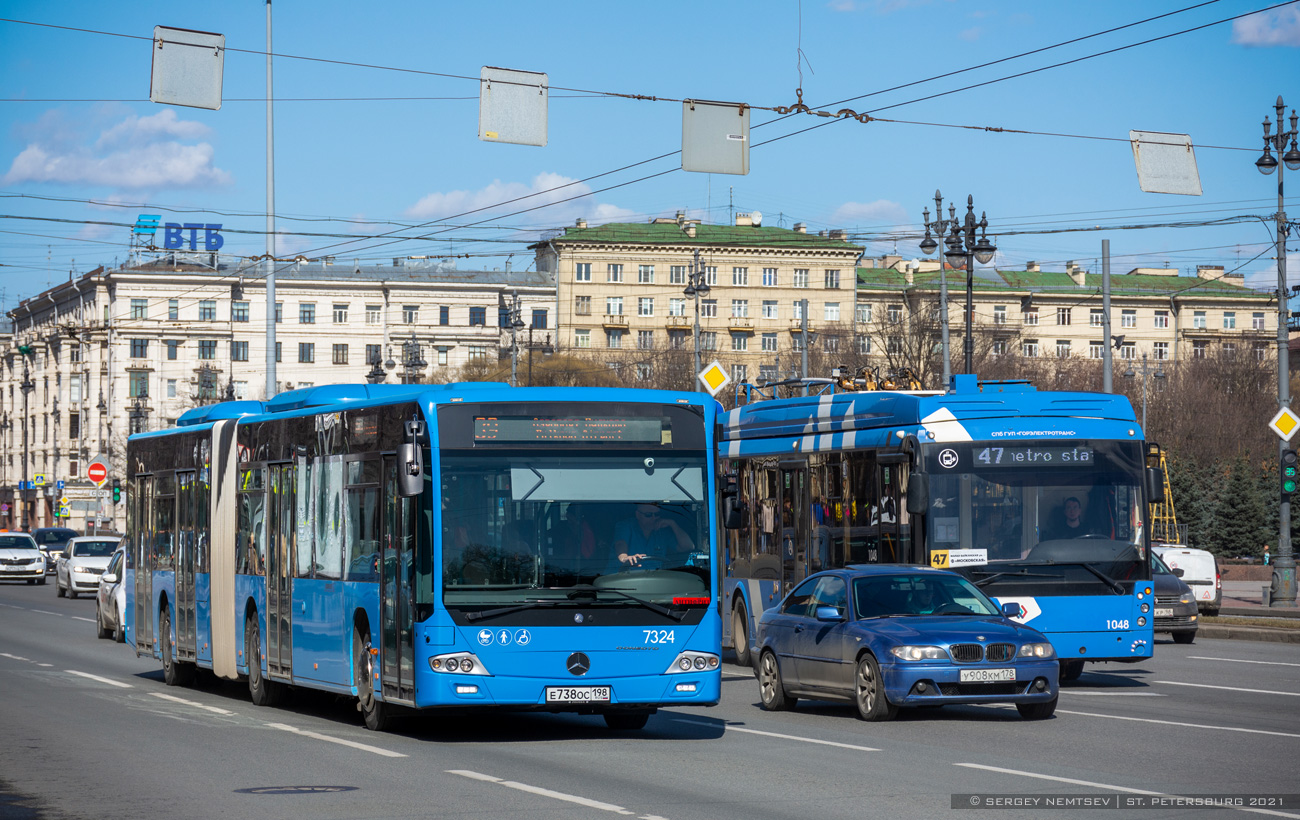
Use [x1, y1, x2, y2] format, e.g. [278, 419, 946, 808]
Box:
[1140, 603, 1150, 614]
[430, 652, 491, 676]
[1016, 642, 1056, 659]
[890, 646, 948, 661]
[1137, 616, 1147, 627]
[665, 652, 719, 674]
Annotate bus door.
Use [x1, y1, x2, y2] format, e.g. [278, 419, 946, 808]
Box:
[876, 461, 904, 563]
[265, 463, 293, 679]
[133, 476, 155, 652]
[175, 471, 197, 661]
[778, 462, 810, 596]
[379, 455, 416, 703]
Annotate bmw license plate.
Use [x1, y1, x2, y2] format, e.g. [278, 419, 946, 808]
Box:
[1154, 607, 1174, 617]
[545, 686, 611, 703]
[959, 668, 1015, 683]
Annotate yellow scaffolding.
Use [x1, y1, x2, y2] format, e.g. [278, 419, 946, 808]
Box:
[1146, 443, 1180, 544]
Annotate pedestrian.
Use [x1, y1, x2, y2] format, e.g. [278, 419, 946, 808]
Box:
[1263, 544, 1270, 566]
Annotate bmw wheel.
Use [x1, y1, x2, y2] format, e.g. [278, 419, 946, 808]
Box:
[854, 654, 898, 722]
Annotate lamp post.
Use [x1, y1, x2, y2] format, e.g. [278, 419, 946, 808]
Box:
[128, 396, 147, 435]
[400, 334, 426, 384]
[683, 249, 710, 391]
[919, 190, 957, 386]
[506, 291, 526, 387]
[18, 346, 35, 531]
[923, 195, 995, 375]
[1124, 352, 1165, 433]
[1256, 94, 1300, 608]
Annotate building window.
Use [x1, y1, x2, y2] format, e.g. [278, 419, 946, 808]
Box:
[606, 297, 623, 316]
[607, 263, 623, 283]
[299, 303, 315, 324]
[527, 309, 545, 329]
[857, 335, 871, 354]
[1118, 309, 1135, 328]
[70, 373, 82, 403]
[793, 268, 809, 288]
[1090, 308, 1104, 327]
[668, 298, 685, 317]
[365, 344, 382, 365]
[130, 299, 148, 320]
[403, 305, 418, 324]
[576, 262, 592, 282]
[669, 265, 687, 285]
[701, 299, 717, 319]
[333, 303, 348, 323]
[1253, 312, 1266, 330]
[366, 304, 382, 325]
[762, 332, 778, 352]
[762, 267, 778, 287]
[1023, 309, 1039, 326]
[575, 295, 592, 315]
[887, 304, 903, 323]
[733, 267, 748, 286]
[129, 371, 149, 398]
[332, 343, 348, 364]
[168, 299, 178, 320]
[606, 329, 624, 349]
[232, 341, 249, 361]
[700, 331, 717, 351]
[824, 269, 840, 289]
[199, 300, 216, 321]
[1154, 310, 1169, 329]
[68, 412, 81, 440]
[1223, 312, 1236, 330]
[130, 338, 148, 358]
[232, 301, 249, 322]
[993, 305, 1007, 325]
[886, 336, 902, 354]
[732, 364, 748, 382]
[575, 329, 591, 348]
[637, 330, 655, 349]
[824, 334, 840, 353]
[164, 379, 175, 399]
[991, 338, 1007, 356]
[1255, 341, 1269, 361]
[1119, 342, 1136, 360]
[1022, 339, 1039, 358]
[1056, 339, 1071, 358]
[436, 347, 449, 367]
[199, 340, 217, 360]
[164, 340, 178, 360]
[464, 306, 484, 326]
[1057, 308, 1071, 325]
[762, 300, 778, 319]
[1089, 341, 1104, 359]
[299, 343, 314, 363]
[639, 298, 655, 317]
[759, 364, 778, 381]
[731, 332, 748, 352]
[468, 345, 489, 360]
[824, 302, 840, 322]
[638, 264, 655, 284]
[1193, 310, 1206, 329]
[792, 301, 805, 321]
[857, 303, 872, 324]
[1153, 341, 1169, 360]
[704, 266, 717, 286]
[275, 342, 281, 363]
[732, 299, 749, 318]
[669, 330, 688, 349]
[275, 302, 283, 323]
[1222, 341, 1237, 356]
[635, 363, 652, 382]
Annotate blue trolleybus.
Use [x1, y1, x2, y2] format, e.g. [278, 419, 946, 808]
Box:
[718, 374, 1157, 681]
[124, 383, 721, 730]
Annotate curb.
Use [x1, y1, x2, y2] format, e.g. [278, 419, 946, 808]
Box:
[1219, 605, 1300, 619]
[1196, 624, 1300, 644]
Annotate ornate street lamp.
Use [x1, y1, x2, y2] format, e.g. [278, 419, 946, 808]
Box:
[683, 249, 710, 391]
[929, 195, 995, 375]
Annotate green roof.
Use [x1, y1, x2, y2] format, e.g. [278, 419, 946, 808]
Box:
[856, 267, 1268, 300]
[544, 222, 862, 251]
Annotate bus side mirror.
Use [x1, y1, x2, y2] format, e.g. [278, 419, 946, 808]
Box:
[906, 473, 929, 515]
[1145, 467, 1164, 503]
[397, 420, 426, 498]
[721, 478, 744, 529]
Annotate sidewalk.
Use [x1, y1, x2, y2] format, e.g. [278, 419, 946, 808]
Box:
[1218, 580, 1300, 615]
[1196, 579, 1300, 644]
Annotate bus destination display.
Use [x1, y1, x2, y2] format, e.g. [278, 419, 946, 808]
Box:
[474, 416, 668, 444]
[935, 444, 1097, 470]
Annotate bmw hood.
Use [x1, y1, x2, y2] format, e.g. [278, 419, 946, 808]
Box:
[868, 616, 1043, 643]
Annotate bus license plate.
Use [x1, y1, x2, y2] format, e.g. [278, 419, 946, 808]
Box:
[545, 686, 611, 703]
[1154, 608, 1174, 617]
[959, 668, 1015, 683]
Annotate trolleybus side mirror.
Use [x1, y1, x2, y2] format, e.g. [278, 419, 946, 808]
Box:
[906, 473, 929, 515]
[1145, 467, 1164, 503]
[721, 477, 744, 529]
[397, 420, 426, 498]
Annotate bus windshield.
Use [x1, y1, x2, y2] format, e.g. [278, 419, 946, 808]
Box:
[924, 439, 1148, 594]
[440, 452, 711, 611]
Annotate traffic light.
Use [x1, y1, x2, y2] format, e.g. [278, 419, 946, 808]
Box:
[112, 478, 122, 504]
[1282, 450, 1298, 497]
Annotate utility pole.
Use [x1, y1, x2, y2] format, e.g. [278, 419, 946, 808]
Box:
[800, 298, 810, 395]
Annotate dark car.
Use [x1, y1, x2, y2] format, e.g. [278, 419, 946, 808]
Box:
[31, 527, 79, 575]
[754, 565, 1059, 721]
[1152, 552, 1197, 644]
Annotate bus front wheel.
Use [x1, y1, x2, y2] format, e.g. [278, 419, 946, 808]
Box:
[1059, 659, 1085, 683]
[246, 617, 282, 707]
[160, 609, 194, 687]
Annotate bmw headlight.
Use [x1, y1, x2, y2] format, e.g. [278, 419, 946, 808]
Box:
[1016, 642, 1056, 659]
[889, 645, 948, 661]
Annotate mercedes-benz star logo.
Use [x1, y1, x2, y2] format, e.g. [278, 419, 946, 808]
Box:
[567, 652, 590, 676]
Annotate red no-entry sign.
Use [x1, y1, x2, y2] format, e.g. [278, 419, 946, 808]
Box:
[87, 461, 109, 487]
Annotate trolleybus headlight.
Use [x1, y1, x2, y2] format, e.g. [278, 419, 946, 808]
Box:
[665, 651, 721, 674]
[460, 658, 474, 673]
[1137, 616, 1147, 627]
[1016, 642, 1056, 659]
[889, 645, 947, 661]
[693, 657, 707, 670]
[446, 658, 460, 672]
[1140, 603, 1150, 613]
[678, 658, 692, 671]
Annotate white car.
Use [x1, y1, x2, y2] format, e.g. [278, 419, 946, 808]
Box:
[96, 547, 126, 642]
[0, 533, 47, 584]
[56, 536, 120, 598]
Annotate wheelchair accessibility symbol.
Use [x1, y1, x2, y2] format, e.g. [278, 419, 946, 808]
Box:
[514, 629, 531, 646]
[477, 629, 493, 646]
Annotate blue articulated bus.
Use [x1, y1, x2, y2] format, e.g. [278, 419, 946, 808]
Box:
[125, 383, 721, 730]
[717, 374, 1157, 681]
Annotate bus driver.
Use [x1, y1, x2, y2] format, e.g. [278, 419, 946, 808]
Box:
[614, 503, 693, 568]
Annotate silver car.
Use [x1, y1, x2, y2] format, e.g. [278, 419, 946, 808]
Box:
[96, 547, 126, 642]
[56, 536, 120, 598]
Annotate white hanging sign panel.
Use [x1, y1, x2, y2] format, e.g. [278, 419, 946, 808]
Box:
[479, 67, 548, 147]
[150, 26, 225, 111]
[683, 100, 749, 176]
[1130, 130, 1202, 196]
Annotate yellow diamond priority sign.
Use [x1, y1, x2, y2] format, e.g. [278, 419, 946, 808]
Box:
[1269, 406, 1300, 442]
[697, 360, 731, 396]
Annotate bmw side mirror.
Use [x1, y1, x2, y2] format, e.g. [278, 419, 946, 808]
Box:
[1001, 602, 1024, 619]
[814, 606, 844, 622]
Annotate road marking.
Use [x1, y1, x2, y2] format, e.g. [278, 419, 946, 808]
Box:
[36, 663, 51, 667]
[0, 653, 31, 661]
[1155, 680, 1300, 697]
[1059, 691, 1165, 697]
[149, 692, 235, 715]
[265, 722, 406, 758]
[71, 616, 95, 623]
[65, 670, 132, 688]
[956, 762, 1300, 818]
[1190, 655, 1300, 668]
[1055, 708, 1300, 738]
[447, 770, 645, 817]
[30, 609, 60, 616]
[672, 718, 880, 752]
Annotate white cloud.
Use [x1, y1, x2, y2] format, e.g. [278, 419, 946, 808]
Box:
[959, 26, 982, 42]
[831, 198, 909, 225]
[3, 108, 229, 189]
[405, 172, 633, 225]
[1232, 7, 1300, 47]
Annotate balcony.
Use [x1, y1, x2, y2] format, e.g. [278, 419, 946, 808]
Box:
[788, 320, 816, 334]
[728, 318, 754, 333]
[665, 315, 691, 329]
[601, 314, 628, 328]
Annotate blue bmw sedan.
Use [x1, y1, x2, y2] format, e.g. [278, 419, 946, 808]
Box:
[754, 565, 1059, 721]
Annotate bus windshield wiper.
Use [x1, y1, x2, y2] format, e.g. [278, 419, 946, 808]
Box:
[465, 599, 563, 622]
[971, 568, 1057, 587]
[1047, 562, 1126, 594]
[568, 585, 686, 622]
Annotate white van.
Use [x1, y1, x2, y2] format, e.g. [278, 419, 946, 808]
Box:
[1152, 545, 1220, 616]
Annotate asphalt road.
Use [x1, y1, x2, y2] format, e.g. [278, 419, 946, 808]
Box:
[2, 580, 1298, 820]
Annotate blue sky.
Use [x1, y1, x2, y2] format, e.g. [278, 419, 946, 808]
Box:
[1, 0, 1298, 313]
